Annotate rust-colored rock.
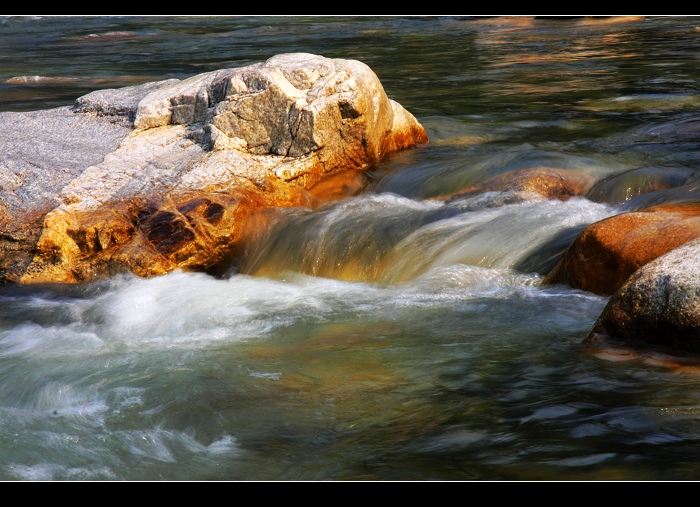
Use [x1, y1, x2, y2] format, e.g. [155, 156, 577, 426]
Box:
[0, 53, 429, 285]
[19, 176, 317, 284]
[543, 203, 700, 295]
[435, 166, 596, 203]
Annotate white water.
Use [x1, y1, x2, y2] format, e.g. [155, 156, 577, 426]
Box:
[0, 191, 614, 480]
[5, 15, 700, 481]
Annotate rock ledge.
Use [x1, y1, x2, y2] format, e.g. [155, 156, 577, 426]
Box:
[0, 53, 428, 284]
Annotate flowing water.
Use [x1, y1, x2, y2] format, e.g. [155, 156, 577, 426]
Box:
[3, 15, 700, 481]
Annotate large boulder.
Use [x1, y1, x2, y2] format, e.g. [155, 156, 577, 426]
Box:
[542, 204, 700, 295]
[0, 53, 428, 284]
[586, 237, 700, 355]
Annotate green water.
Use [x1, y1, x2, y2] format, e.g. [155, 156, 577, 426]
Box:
[2, 15, 700, 481]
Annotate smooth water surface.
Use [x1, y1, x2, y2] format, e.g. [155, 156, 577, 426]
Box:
[3, 15, 700, 481]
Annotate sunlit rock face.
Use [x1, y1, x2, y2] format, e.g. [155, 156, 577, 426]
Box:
[0, 53, 428, 284]
[543, 204, 700, 296]
[586, 237, 700, 355]
[131, 52, 428, 186]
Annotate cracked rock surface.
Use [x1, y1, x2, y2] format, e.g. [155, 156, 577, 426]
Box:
[0, 53, 428, 284]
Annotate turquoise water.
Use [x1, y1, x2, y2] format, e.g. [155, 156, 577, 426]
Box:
[3, 15, 700, 481]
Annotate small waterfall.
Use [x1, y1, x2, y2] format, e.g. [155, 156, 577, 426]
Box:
[238, 191, 617, 285]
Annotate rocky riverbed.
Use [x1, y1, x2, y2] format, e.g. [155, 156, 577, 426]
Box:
[4, 50, 700, 358]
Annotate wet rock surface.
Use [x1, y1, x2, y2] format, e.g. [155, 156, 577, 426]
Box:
[436, 162, 700, 355]
[436, 166, 596, 203]
[543, 204, 700, 296]
[586, 237, 700, 355]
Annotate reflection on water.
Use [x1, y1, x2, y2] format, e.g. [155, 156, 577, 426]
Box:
[3, 15, 700, 480]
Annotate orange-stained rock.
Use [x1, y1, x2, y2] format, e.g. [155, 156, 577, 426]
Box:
[18, 176, 316, 285]
[0, 53, 429, 285]
[435, 166, 596, 203]
[543, 204, 700, 295]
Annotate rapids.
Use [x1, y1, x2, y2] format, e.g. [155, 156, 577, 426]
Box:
[3, 15, 700, 481]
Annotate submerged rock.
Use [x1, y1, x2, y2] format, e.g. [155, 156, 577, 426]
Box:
[0, 53, 428, 284]
[585, 166, 695, 206]
[436, 166, 596, 203]
[618, 181, 700, 212]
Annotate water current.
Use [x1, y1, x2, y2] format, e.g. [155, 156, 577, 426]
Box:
[2, 15, 700, 481]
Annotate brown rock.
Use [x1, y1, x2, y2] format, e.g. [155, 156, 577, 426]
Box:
[436, 166, 596, 203]
[19, 177, 316, 284]
[543, 203, 700, 295]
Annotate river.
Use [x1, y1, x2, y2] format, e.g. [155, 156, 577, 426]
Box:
[2, 15, 700, 481]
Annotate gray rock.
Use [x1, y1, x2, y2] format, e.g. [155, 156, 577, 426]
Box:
[586, 237, 700, 354]
[72, 79, 181, 121]
[0, 106, 132, 226]
[133, 53, 399, 162]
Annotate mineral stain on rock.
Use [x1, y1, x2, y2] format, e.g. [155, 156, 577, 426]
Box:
[144, 211, 197, 257]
